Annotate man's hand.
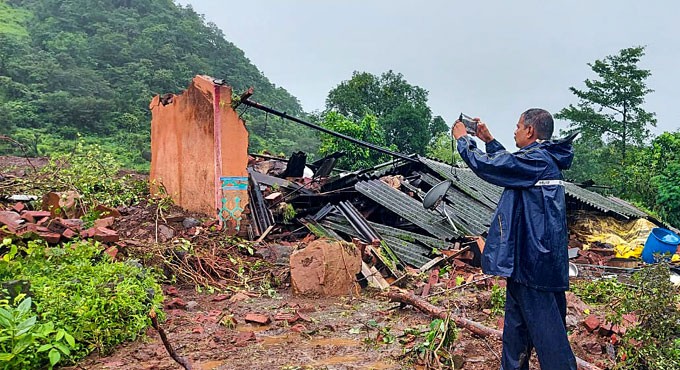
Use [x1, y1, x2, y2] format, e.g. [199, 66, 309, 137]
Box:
[476, 122, 495, 143]
[452, 120, 467, 140]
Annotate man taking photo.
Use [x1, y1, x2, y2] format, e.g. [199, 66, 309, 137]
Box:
[452, 109, 577, 370]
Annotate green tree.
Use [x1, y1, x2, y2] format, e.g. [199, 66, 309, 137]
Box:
[325, 70, 445, 155]
[318, 112, 393, 170]
[426, 132, 458, 164]
[556, 46, 656, 164]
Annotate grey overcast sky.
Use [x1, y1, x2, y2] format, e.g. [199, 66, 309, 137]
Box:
[178, 0, 679, 146]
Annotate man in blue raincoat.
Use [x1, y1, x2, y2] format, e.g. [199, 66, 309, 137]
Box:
[451, 109, 577, 370]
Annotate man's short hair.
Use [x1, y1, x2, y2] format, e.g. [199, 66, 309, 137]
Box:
[522, 108, 554, 140]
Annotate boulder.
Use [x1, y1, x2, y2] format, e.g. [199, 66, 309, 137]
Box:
[290, 239, 361, 297]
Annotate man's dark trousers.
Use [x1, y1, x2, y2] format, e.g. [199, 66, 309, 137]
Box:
[500, 278, 577, 370]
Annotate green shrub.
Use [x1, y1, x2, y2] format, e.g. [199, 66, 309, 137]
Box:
[0, 238, 164, 367]
[616, 264, 680, 369]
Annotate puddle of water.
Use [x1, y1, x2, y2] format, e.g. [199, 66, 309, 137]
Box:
[259, 335, 360, 347]
[199, 360, 224, 370]
[308, 356, 394, 369]
[234, 324, 270, 333]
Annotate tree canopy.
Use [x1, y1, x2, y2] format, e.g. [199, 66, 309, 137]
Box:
[556, 46, 656, 164]
[325, 71, 447, 155]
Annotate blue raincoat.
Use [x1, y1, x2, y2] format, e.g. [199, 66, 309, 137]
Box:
[457, 135, 578, 370]
[456, 136, 574, 291]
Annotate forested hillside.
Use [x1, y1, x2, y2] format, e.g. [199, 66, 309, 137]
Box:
[0, 0, 320, 168]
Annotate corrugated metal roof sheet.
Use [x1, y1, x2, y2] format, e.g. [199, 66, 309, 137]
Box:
[564, 183, 646, 219]
[420, 156, 652, 221]
[419, 157, 501, 208]
[319, 215, 433, 268]
[355, 179, 462, 240]
[418, 172, 493, 235]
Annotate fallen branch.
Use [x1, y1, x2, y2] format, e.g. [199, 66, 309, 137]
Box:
[385, 288, 602, 370]
[149, 308, 192, 370]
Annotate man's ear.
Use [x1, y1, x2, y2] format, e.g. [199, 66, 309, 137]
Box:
[526, 125, 535, 139]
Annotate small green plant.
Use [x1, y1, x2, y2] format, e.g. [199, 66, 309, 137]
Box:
[0, 297, 76, 369]
[489, 284, 506, 316]
[405, 318, 459, 368]
[571, 277, 631, 306]
[282, 204, 296, 223]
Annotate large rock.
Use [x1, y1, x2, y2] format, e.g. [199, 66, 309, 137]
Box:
[290, 239, 361, 297]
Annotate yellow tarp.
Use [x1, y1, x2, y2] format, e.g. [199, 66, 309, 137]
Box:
[570, 213, 656, 259]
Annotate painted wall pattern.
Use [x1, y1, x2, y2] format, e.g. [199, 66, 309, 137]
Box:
[219, 176, 248, 232]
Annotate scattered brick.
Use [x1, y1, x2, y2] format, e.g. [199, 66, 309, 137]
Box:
[22, 210, 52, 219]
[165, 298, 187, 309]
[94, 217, 115, 229]
[274, 313, 299, 324]
[0, 211, 23, 232]
[62, 228, 77, 239]
[94, 204, 122, 218]
[211, 294, 229, 302]
[39, 232, 61, 244]
[598, 322, 613, 337]
[61, 219, 84, 231]
[104, 246, 118, 260]
[290, 324, 307, 333]
[12, 202, 25, 213]
[244, 313, 271, 325]
[233, 331, 256, 347]
[582, 341, 603, 355]
[583, 315, 601, 332]
[165, 286, 179, 296]
[93, 227, 119, 243]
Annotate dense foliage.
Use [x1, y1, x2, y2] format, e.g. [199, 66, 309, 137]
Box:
[0, 0, 319, 169]
[0, 239, 164, 368]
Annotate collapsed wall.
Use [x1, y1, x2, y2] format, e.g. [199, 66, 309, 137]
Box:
[149, 75, 249, 234]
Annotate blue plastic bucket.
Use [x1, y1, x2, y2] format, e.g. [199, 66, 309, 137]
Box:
[641, 228, 680, 263]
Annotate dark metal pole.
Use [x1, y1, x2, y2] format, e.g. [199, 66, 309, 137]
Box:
[238, 89, 417, 163]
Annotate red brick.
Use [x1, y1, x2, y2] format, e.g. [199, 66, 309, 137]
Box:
[94, 217, 115, 229]
[598, 322, 613, 337]
[104, 246, 118, 260]
[233, 331, 256, 346]
[94, 204, 122, 218]
[36, 217, 50, 226]
[39, 232, 61, 244]
[274, 313, 299, 324]
[0, 211, 23, 232]
[81, 227, 96, 238]
[62, 228, 77, 239]
[583, 315, 601, 332]
[22, 210, 52, 218]
[20, 213, 35, 223]
[582, 341, 603, 355]
[93, 227, 119, 243]
[60, 219, 84, 231]
[290, 324, 307, 333]
[165, 298, 187, 309]
[244, 313, 271, 325]
[12, 202, 25, 213]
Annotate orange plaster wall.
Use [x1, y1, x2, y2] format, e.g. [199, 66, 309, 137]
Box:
[150, 75, 249, 230]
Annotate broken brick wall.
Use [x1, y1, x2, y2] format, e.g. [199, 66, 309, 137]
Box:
[150, 75, 249, 234]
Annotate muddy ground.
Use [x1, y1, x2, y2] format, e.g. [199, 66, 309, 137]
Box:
[65, 280, 613, 370]
[71, 285, 503, 370]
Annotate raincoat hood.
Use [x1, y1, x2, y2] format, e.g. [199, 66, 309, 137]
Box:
[539, 134, 576, 170]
